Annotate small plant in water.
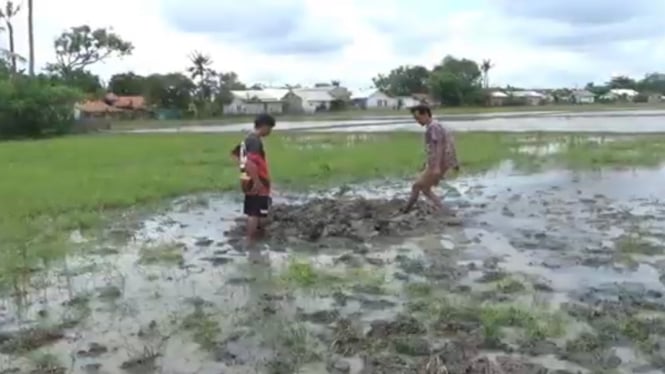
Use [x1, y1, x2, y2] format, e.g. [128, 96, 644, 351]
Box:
[181, 308, 222, 350]
[496, 277, 527, 294]
[139, 243, 184, 265]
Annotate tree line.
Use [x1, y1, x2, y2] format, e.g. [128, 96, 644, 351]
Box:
[374, 57, 665, 105]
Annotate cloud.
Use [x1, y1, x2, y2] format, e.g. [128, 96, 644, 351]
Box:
[1, 0, 664, 90]
[160, 0, 350, 56]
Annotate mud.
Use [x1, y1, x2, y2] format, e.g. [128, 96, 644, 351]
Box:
[225, 197, 461, 249]
[4, 161, 665, 373]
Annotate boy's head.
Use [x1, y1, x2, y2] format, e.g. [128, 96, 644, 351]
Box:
[410, 104, 432, 126]
[254, 114, 276, 136]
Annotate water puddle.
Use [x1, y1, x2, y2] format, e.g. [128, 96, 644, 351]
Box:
[3, 164, 665, 372]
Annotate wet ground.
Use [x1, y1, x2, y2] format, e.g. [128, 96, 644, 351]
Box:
[126, 109, 665, 134]
[3, 161, 665, 373]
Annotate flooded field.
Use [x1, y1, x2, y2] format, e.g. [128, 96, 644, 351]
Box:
[126, 109, 665, 134]
[3, 154, 665, 373]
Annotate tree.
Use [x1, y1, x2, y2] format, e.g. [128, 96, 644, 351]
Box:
[187, 51, 217, 115]
[428, 56, 482, 106]
[480, 59, 493, 89]
[607, 76, 637, 90]
[48, 69, 103, 96]
[0, 1, 21, 73]
[216, 71, 246, 106]
[47, 25, 133, 76]
[638, 73, 665, 94]
[144, 73, 195, 111]
[108, 72, 146, 95]
[372, 65, 430, 96]
[27, 0, 33, 76]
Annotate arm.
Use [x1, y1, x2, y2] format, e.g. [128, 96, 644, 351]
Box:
[426, 126, 445, 174]
[244, 158, 261, 186]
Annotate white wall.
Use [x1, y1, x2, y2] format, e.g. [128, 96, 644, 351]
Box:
[400, 97, 420, 108]
[576, 96, 595, 104]
[223, 98, 284, 114]
[302, 100, 331, 113]
[366, 91, 397, 108]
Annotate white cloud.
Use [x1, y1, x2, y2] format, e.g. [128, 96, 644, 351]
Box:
[0, 0, 663, 90]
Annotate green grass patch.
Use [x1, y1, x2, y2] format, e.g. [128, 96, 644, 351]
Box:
[181, 309, 222, 350]
[139, 243, 185, 266]
[3, 132, 665, 284]
[280, 259, 385, 292]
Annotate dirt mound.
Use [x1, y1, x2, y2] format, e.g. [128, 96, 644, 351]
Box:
[227, 198, 461, 248]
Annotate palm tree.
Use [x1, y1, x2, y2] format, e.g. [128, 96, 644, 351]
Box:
[27, 0, 33, 75]
[187, 51, 217, 116]
[0, 1, 21, 73]
[481, 59, 494, 89]
[187, 51, 214, 82]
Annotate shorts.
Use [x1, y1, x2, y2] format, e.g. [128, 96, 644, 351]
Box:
[244, 195, 271, 217]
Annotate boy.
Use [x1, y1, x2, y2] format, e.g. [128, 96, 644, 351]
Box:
[402, 104, 459, 213]
[231, 114, 276, 247]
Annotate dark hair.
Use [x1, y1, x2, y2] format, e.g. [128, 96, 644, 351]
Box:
[410, 104, 431, 117]
[254, 114, 276, 128]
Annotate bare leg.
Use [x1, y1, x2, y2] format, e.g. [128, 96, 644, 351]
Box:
[422, 185, 444, 211]
[245, 215, 260, 249]
[402, 182, 422, 213]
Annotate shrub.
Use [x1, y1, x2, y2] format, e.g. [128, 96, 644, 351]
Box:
[0, 76, 83, 138]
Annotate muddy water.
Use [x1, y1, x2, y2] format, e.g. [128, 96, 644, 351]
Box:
[125, 109, 665, 134]
[3, 165, 665, 373]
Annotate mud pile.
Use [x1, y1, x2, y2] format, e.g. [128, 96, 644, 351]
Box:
[227, 198, 461, 248]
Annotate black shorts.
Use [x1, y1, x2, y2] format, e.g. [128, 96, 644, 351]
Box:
[244, 195, 271, 217]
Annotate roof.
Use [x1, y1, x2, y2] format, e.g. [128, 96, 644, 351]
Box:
[489, 91, 508, 98]
[230, 89, 284, 102]
[573, 90, 594, 97]
[609, 88, 638, 96]
[511, 90, 545, 98]
[293, 88, 334, 102]
[351, 88, 381, 100]
[114, 96, 146, 109]
[76, 100, 124, 113]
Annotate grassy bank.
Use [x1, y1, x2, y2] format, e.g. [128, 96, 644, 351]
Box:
[2, 131, 665, 284]
[109, 102, 665, 130]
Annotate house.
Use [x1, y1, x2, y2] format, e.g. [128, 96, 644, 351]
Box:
[600, 89, 639, 102]
[488, 91, 508, 106]
[572, 90, 595, 104]
[351, 89, 398, 109]
[395, 96, 422, 109]
[75, 100, 124, 119]
[510, 90, 546, 106]
[223, 89, 285, 115]
[283, 88, 335, 113]
[647, 94, 665, 104]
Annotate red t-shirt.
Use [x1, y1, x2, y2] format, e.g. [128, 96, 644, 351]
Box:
[231, 133, 270, 196]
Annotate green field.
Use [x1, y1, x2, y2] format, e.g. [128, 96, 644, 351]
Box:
[109, 102, 665, 130]
[2, 131, 665, 285]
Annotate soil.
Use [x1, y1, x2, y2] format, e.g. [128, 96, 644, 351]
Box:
[225, 197, 462, 249]
[3, 165, 665, 373]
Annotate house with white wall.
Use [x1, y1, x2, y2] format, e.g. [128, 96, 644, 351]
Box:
[572, 90, 595, 104]
[351, 89, 398, 109]
[223, 89, 286, 115]
[283, 88, 335, 114]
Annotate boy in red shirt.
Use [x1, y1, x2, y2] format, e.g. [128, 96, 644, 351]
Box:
[231, 114, 275, 247]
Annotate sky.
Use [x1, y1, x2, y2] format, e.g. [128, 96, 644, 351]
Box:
[4, 0, 665, 91]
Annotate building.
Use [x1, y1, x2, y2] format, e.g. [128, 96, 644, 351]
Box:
[488, 91, 508, 106]
[600, 89, 639, 102]
[572, 90, 595, 104]
[510, 90, 546, 106]
[283, 88, 335, 113]
[351, 89, 398, 109]
[223, 89, 285, 115]
[395, 96, 422, 109]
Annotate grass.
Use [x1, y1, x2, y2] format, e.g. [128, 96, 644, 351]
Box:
[139, 243, 185, 265]
[109, 102, 665, 130]
[2, 131, 665, 285]
[280, 259, 385, 292]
